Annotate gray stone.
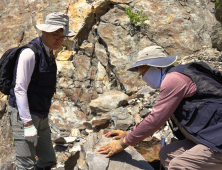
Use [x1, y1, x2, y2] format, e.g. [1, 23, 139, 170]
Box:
[139, 108, 151, 118]
[73, 54, 91, 81]
[80, 41, 94, 57]
[89, 90, 129, 113]
[107, 107, 134, 130]
[0, 112, 14, 165]
[136, 86, 153, 98]
[75, 131, 154, 170]
[0, 152, 16, 170]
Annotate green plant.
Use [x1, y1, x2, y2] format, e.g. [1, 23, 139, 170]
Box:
[124, 7, 149, 26]
[215, 1, 220, 9]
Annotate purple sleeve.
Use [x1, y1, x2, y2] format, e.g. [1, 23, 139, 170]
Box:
[125, 72, 197, 146]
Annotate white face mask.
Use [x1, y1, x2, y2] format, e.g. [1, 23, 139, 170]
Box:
[142, 67, 166, 89]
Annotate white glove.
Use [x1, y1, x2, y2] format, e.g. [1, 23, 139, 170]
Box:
[24, 125, 38, 146]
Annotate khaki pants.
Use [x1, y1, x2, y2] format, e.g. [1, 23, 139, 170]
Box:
[159, 139, 222, 170]
[8, 106, 56, 170]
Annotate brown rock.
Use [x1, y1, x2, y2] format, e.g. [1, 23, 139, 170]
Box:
[92, 117, 111, 131]
[53, 89, 66, 100]
[73, 55, 91, 81]
[80, 88, 92, 103]
[0, 92, 4, 99]
[0, 99, 6, 116]
[50, 101, 64, 114]
[73, 110, 87, 122]
[57, 50, 75, 61]
[134, 137, 161, 162]
[63, 88, 81, 103]
[80, 42, 94, 56]
[94, 43, 108, 67]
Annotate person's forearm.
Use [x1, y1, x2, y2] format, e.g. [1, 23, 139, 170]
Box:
[15, 85, 32, 124]
[15, 48, 35, 124]
[125, 113, 166, 146]
[125, 72, 197, 146]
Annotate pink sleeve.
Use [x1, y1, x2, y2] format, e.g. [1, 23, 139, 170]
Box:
[125, 72, 197, 146]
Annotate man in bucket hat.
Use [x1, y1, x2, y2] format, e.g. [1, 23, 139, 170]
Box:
[8, 12, 74, 170]
[98, 46, 222, 169]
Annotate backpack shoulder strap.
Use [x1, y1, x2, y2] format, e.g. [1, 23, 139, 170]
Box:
[24, 43, 39, 62]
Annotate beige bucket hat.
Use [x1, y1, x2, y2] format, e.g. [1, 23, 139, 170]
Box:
[36, 12, 74, 37]
[128, 46, 177, 71]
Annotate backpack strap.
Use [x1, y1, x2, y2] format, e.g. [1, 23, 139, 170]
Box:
[9, 44, 39, 90]
[25, 44, 39, 63]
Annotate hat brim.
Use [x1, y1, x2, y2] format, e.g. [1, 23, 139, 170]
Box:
[128, 56, 177, 71]
[36, 24, 75, 37]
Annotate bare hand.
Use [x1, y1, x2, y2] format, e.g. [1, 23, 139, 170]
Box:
[24, 120, 33, 127]
[105, 130, 127, 140]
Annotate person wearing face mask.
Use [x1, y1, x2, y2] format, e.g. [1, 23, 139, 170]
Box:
[98, 46, 222, 170]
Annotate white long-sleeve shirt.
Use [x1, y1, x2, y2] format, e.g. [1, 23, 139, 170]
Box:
[15, 41, 51, 123]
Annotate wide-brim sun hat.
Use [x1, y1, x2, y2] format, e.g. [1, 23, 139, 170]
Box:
[36, 12, 75, 37]
[128, 46, 177, 71]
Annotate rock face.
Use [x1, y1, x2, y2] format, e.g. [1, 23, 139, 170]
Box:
[0, 0, 218, 92]
[0, 0, 221, 169]
[0, 110, 15, 166]
[0, 153, 16, 170]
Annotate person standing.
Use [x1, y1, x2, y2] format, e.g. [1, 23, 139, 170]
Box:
[8, 12, 74, 170]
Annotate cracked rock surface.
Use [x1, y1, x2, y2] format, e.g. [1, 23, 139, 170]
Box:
[74, 130, 154, 170]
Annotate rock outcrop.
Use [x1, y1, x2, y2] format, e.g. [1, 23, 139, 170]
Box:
[0, 0, 221, 169]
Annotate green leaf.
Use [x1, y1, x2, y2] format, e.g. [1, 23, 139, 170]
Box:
[124, 7, 149, 26]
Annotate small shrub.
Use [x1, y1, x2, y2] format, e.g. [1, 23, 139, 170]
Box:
[215, 1, 220, 9]
[124, 7, 149, 26]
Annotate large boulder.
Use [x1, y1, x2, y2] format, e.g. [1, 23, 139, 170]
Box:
[74, 130, 154, 170]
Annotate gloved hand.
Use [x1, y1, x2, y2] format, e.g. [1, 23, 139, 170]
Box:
[98, 139, 124, 157]
[24, 125, 38, 146]
[105, 130, 128, 140]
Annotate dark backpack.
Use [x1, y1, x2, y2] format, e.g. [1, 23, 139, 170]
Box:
[188, 61, 222, 85]
[0, 43, 38, 95]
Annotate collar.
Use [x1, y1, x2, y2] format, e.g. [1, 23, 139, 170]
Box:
[43, 43, 51, 57]
[39, 37, 52, 57]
